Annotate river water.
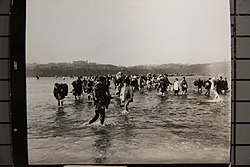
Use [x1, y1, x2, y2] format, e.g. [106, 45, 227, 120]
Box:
[27, 76, 231, 164]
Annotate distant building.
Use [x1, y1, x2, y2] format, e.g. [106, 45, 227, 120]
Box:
[73, 60, 89, 67]
[73, 60, 88, 65]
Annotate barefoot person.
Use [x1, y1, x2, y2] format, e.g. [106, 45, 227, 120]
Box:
[114, 72, 125, 95]
[173, 78, 180, 96]
[86, 78, 95, 101]
[211, 77, 222, 101]
[180, 77, 188, 95]
[120, 77, 133, 114]
[53, 83, 68, 107]
[222, 77, 229, 94]
[204, 78, 212, 96]
[88, 76, 110, 125]
[158, 74, 173, 96]
[139, 76, 145, 92]
[71, 76, 83, 100]
[158, 75, 167, 96]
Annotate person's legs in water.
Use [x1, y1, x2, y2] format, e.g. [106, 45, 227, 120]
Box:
[125, 100, 130, 111]
[75, 91, 80, 100]
[74, 93, 77, 100]
[89, 110, 100, 124]
[205, 89, 208, 96]
[99, 109, 105, 125]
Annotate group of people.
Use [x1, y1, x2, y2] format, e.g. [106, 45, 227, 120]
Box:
[53, 72, 229, 125]
[53, 74, 133, 125]
[193, 76, 229, 96]
[114, 73, 187, 96]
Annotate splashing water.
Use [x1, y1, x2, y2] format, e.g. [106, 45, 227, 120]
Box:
[27, 76, 231, 164]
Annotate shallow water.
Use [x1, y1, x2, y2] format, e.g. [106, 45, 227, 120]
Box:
[27, 76, 231, 164]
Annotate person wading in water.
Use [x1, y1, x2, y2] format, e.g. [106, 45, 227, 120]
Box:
[120, 77, 133, 114]
[88, 76, 111, 125]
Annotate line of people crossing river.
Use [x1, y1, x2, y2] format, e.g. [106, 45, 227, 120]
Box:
[52, 72, 229, 125]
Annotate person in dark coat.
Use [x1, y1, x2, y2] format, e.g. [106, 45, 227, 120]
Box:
[180, 77, 188, 95]
[204, 78, 212, 96]
[72, 76, 83, 100]
[53, 83, 68, 107]
[88, 76, 111, 125]
[194, 78, 203, 93]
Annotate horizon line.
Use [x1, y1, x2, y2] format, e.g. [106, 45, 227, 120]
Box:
[26, 60, 231, 67]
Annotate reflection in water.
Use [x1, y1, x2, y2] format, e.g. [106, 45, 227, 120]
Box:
[119, 115, 135, 143]
[122, 123, 136, 153]
[54, 108, 67, 136]
[92, 128, 111, 164]
[57, 107, 64, 113]
[27, 77, 231, 164]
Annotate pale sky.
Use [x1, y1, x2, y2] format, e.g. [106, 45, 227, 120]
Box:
[26, 0, 231, 66]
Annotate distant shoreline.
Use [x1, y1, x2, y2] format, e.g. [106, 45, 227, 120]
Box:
[26, 61, 230, 77]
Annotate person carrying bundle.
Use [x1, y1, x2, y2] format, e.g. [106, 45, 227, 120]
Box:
[71, 76, 83, 100]
[114, 72, 125, 95]
[180, 77, 188, 95]
[193, 78, 203, 93]
[204, 78, 212, 96]
[53, 83, 68, 107]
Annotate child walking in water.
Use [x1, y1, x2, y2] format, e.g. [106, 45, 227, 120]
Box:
[180, 77, 188, 95]
[173, 78, 180, 96]
[120, 77, 133, 114]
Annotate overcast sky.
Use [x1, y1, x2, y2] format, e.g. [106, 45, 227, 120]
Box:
[26, 0, 230, 66]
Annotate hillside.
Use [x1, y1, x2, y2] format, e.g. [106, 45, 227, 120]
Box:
[26, 61, 231, 77]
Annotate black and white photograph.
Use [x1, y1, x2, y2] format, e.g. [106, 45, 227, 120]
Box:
[26, 0, 231, 164]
